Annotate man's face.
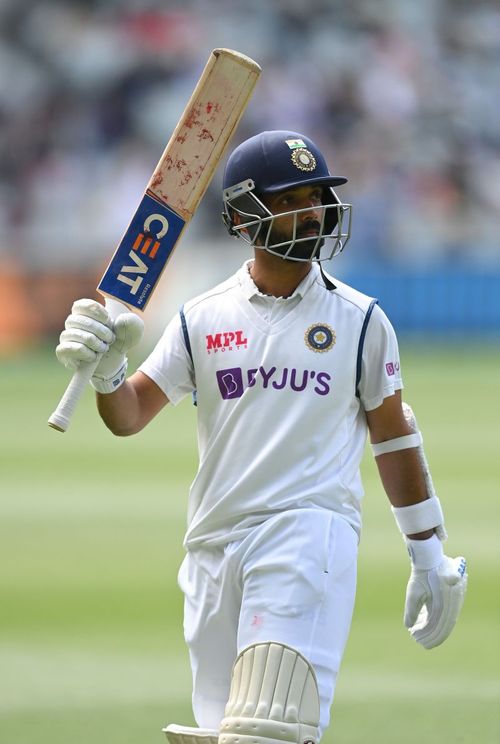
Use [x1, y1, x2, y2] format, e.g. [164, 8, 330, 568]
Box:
[258, 184, 325, 261]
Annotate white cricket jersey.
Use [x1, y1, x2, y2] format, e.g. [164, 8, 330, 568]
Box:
[139, 261, 403, 548]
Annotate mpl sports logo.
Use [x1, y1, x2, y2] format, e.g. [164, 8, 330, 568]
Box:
[206, 330, 248, 354]
[98, 192, 185, 309]
[216, 365, 332, 399]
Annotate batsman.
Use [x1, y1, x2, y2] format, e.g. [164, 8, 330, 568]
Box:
[55, 130, 467, 743]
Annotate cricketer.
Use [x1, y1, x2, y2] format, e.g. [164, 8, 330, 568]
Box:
[55, 130, 468, 744]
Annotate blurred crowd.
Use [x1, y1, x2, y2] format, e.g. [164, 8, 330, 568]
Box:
[1, 0, 499, 275]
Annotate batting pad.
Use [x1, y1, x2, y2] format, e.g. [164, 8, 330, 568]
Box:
[219, 642, 320, 744]
[163, 724, 219, 744]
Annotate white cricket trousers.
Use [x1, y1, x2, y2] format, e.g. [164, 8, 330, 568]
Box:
[178, 508, 358, 738]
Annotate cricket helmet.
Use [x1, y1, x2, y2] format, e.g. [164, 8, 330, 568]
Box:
[222, 130, 352, 262]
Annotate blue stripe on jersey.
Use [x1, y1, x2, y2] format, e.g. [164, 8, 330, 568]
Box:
[355, 298, 379, 399]
[179, 305, 193, 363]
[179, 305, 197, 406]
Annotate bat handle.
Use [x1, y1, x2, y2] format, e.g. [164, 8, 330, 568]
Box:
[48, 358, 101, 432]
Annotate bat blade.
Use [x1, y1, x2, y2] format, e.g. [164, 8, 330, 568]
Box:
[48, 48, 260, 432]
[98, 48, 261, 311]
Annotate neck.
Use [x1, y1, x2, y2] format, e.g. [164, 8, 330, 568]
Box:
[249, 250, 312, 298]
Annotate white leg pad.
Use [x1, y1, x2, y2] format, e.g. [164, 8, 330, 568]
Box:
[163, 724, 219, 744]
[219, 642, 320, 744]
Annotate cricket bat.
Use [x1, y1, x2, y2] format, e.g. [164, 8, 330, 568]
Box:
[48, 48, 260, 432]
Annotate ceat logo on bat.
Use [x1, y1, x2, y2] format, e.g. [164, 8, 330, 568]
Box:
[98, 192, 185, 310]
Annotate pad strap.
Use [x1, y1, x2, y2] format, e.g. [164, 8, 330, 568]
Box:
[91, 359, 128, 394]
[371, 432, 423, 456]
[392, 497, 444, 536]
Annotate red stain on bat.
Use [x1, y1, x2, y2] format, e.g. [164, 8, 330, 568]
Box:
[184, 104, 202, 129]
[176, 133, 187, 144]
[206, 101, 221, 115]
[150, 172, 163, 189]
[198, 128, 214, 141]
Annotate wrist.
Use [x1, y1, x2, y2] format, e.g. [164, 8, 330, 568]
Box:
[406, 533, 444, 570]
[406, 529, 434, 540]
[91, 358, 128, 393]
[392, 497, 445, 538]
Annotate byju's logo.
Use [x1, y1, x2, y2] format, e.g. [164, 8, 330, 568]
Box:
[385, 361, 400, 376]
[216, 368, 244, 399]
[216, 365, 332, 400]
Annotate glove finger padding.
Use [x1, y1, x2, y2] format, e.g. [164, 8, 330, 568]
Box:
[56, 339, 100, 369]
[56, 299, 116, 370]
[64, 313, 115, 344]
[71, 298, 113, 326]
[91, 311, 144, 393]
[112, 312, 145, 354]
[406, 556, 467, 649]
[59, 328, 111, 354]
[404, 574, 430, 629]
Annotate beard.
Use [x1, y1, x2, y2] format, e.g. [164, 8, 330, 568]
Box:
[264, 219, 325, 261]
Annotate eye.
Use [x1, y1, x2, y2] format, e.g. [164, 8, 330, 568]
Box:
[278, 194, 294, 207]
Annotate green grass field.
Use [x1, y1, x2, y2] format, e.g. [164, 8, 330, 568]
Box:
[1, 345, 499, 744]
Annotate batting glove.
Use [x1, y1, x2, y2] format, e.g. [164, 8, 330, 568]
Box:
[404, 534, 467, 649]
[56, 299, 144, 393]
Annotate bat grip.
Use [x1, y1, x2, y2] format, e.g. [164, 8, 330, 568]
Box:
[48, 358, 101, 432]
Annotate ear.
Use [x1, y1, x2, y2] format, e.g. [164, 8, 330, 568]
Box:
[231, 210, 246, 235]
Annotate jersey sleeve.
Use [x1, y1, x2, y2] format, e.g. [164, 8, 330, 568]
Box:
[358, 303, 403, 411]
[138, 312, 195, 406]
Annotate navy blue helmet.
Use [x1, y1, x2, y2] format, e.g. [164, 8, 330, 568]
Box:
[222, 130, 352, 262]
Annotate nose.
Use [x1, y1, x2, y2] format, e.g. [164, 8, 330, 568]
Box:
[301, 198, 321, 222]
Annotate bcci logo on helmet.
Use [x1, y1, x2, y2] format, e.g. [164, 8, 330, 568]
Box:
[286, 137, 317, 172]
[291, 148, 317, 172]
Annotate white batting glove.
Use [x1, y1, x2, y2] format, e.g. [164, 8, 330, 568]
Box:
[404, 534, 467, 649]
[56, 299, 144, 393]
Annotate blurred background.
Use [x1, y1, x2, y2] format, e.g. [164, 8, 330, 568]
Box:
[1, 1, 499, 744]
[1, 0, 500, 348]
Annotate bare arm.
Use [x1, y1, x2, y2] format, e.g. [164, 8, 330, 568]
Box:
[96, 370, 169, 436]
[365, 390, 433, 540]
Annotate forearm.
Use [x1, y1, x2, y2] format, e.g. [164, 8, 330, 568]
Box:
[367, 396, 467, 648]
[96, 370, 169, 436]
[366, 392, 435, 539]
[374, 448, 434, 540]
[96, 379, 142, 436]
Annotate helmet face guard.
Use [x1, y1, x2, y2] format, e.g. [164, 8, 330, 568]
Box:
[222, 131, 352, 263]
[223, 178, 352, 263]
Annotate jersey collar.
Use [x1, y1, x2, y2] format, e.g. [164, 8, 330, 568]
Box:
[238, 260, 321, 301]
